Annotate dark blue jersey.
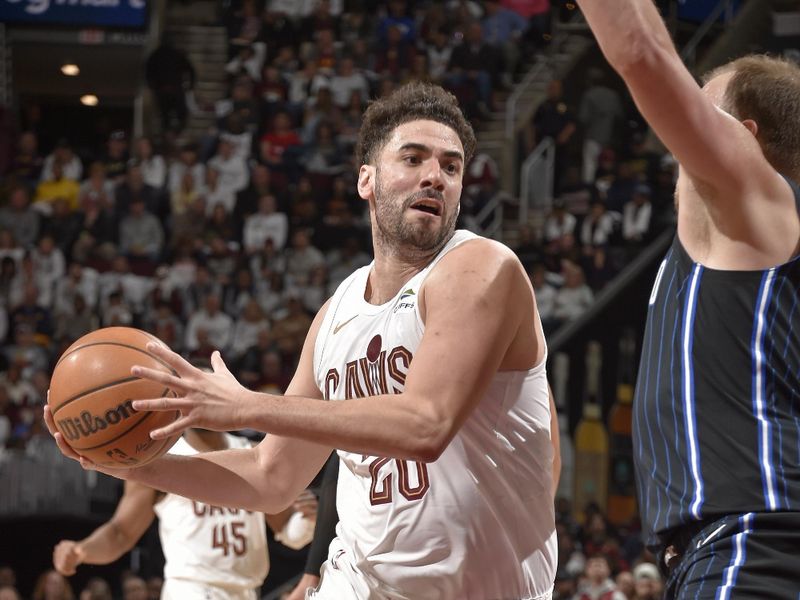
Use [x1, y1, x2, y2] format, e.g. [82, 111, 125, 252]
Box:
[633, 179, 800, 547]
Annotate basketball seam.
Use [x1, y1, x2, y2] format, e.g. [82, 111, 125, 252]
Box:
[55, 341, 177, 376]
[137, 432, 179, 466]
[51, 376, 141, 415]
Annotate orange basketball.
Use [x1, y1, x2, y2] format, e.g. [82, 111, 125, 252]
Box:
[48, 327, 181, 469]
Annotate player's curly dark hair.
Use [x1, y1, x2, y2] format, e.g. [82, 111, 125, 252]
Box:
[356, 81, 477, 167]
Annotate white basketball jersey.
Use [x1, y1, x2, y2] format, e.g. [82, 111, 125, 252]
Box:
[312, 230, 557, 600]
[154, 434, 269, 592]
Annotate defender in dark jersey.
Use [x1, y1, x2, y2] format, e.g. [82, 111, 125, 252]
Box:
[576, 1, 800, 598]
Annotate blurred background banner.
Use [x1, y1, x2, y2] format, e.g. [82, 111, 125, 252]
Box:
[0, 0, 148, 29]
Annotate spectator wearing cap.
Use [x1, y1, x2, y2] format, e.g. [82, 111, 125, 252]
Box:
[622, 184, 652, 245]
[103, 130, 130, 182]
[40, 138, 82, 183]
[631, 563, 662, 600]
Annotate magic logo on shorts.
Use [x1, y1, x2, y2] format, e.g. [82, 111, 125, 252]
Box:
[324, 334, 412, 399]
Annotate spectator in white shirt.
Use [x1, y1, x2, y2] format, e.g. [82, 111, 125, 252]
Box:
[30, 235, 65, 308]
[285, 228, 325, 287]
[230, 298, 271, 361]
[580, 200, 617, 247]
[329, 56, 370, 108]
[207, 138, 249, 202]
[528, 262, 557, 329]
[243, 194, 289, 254]
[132, 136, 166, 189]
[553, 260, 594, 323]
[168, 144, 205, 194]
[622, 183, 653, 244]
[203, 168, 236, 216]
[185, 294, 233, 352]
[54, 263, 99, 313]
[41, 139, 82, 183]
[543, 198, 577, 246]
[225, 41, 267, 82]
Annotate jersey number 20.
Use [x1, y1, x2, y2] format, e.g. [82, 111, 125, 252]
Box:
[369, 457, 430, 505]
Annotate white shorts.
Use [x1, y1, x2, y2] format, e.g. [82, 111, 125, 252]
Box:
[161, 578, 258, 600]
[305, 540, 377, 600]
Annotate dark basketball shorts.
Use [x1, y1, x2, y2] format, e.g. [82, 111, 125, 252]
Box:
[664, 511, 800, 599]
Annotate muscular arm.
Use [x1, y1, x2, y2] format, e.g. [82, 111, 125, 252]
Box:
[575, 0, 792, 258]
[85, 242, 538, 511]
[49, 305, 335, 515]
[53, 481, 157, 575]
[231, 240, 532, 462]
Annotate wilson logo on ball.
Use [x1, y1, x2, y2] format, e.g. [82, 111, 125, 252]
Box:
[57, 399, 139, 441]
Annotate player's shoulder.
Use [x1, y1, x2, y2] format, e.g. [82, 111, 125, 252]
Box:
[427, 235, 525, 294]
[437, 235, 522, 275]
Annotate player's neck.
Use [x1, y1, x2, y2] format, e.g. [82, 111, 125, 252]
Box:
[365, 257, 424, 305]
[367, 230, 452, 304]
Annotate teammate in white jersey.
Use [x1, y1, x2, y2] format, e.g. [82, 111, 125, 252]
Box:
[45, 82, 561, 599]
[52, 430, 307, 600]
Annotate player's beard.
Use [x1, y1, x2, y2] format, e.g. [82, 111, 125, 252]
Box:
[373, 168, 459, 256]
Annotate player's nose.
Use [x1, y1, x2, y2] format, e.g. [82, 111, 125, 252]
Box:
[419, 158, 445, 191]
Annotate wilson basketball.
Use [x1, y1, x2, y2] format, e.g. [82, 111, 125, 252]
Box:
[48, 327, 181, 469]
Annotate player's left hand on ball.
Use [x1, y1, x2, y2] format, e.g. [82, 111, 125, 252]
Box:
[131, 345, 249, 439]
[44, 403, 103, 472]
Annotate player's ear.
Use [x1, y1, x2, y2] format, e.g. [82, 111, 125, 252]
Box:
[357, 165, 375, 201]
[741, 118, 758, 138]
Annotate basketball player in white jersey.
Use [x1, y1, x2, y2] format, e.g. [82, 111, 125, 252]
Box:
[52, 429, 311, 600]
[45, 82, 560, 599]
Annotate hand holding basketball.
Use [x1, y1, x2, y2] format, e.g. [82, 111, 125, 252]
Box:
[47, 327, 181, 469]
[129, 344, 250, 438]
